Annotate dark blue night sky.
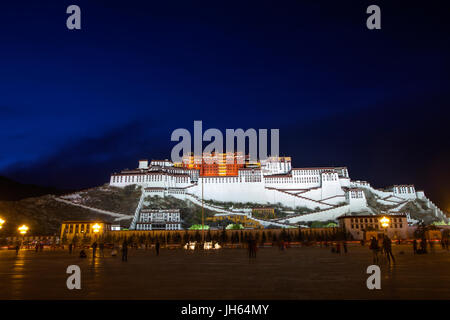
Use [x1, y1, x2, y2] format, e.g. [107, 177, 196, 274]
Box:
[0, 1, 449, 210]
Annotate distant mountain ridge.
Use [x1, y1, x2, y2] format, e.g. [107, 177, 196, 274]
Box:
[0, 176, 71, 201]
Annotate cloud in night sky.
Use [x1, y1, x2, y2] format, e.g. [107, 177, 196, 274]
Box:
[0, 1, 449, 210]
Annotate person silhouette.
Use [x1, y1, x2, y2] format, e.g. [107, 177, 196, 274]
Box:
[155, 241, 160, 256]
[122, 240, 128, 262]
[412, 239, 417, 254]
[99, 242, 105, 257]
[369, 237, 379, 263]
[383, 235, 395, 264]
[92, 242, 98, 259]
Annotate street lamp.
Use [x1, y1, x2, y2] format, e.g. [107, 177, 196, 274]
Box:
[380, 216, 390, 229]
[18, 224, 29, 235]
[92, 223, 101, 233]
[380, 216, 390, 238]
[18, 224, 29, 247]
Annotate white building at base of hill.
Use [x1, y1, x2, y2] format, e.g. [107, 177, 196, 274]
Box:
[134, 209, 181, 231]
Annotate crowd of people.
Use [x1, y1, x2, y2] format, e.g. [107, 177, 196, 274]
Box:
[11, 234, 449, 265]
[369, 235, 395, 264]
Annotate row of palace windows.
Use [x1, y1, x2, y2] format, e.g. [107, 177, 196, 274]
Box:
[265, 176, 324, 184]
[351, 223, 403, 229]
[139, 214, 180, 222]
[349, 191, 364, 199]
[63, 224, 97, 234]
[204, 177, 242, 183]
[112, 175, 189, 184]
[265, 177, 292, 183]
[395, 186, 414, 194]
[323, 174, 338, 181]
[294, 177, 320, 184]
[350, 217, 404, 223]
[293, 170, 321, 176]
[136, 223, 181, 230]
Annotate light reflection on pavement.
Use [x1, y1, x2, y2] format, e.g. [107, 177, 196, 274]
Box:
[0, 245, 449, 299]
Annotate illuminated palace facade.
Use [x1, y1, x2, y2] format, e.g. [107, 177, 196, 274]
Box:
[109, 152, 445, 228]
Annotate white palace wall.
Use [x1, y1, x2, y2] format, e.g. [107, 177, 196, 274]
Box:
[187, 179, 332, 210]
[321, 172, 345, 199]
[109, 162, 436, 215]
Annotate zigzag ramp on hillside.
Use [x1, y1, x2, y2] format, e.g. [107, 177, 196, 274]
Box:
[54, 197, 131, 221]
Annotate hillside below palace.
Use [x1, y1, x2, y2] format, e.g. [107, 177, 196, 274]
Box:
[109, 153, 446, 228]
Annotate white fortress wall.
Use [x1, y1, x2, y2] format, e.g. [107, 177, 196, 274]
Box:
[288, 188, 322, 199]
[263, 179, 320, 189]
[351, 182, 392, 198]
[187, 178, 333, 210]
[392, 185, 417, 200]
[416, 190, 426, 200]
[191, 178, 268, 204]
[346, 188, 368, 211]
[265, 188, 331, 209]
[377, 198, 403, 205]
[280, 205, 351, 223]
[321, 171, 345, 199]
[339, 177, 351, 187]
[110, 172, 191, 189]
[321, 195, 347, 206]
[109, 158, 448, 221]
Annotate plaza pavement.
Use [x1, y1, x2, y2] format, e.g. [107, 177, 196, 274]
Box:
[0, 244, 449, 299]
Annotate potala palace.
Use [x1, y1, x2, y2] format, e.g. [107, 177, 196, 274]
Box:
[109, 154, 447, 229]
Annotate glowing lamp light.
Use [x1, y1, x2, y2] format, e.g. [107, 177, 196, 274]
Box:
[0, 218, 5, 230]
[92, 223, 101, 233]
[18, 225, 29, 235]
[380, 217, 390, 228]
[204, 241, 213, 250]
[184, 241, 196, 250]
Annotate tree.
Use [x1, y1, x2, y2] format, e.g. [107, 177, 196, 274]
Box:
[280, 228, 287, 241]
[296, 229, 303, 242]
[173, 232, 181, 244]
[183, 231, 190, 244]
[272, 232, 278, 243]
[220, 227, 228, 243]
[194, 231, 201, 242]
[72, 234, 79, 246]
[61, 233, 68, 245]
[286, 230, 292, 242]
[231, 232, 239, 244]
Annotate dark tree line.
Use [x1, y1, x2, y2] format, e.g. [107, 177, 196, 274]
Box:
[60, 227, 351, 246]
